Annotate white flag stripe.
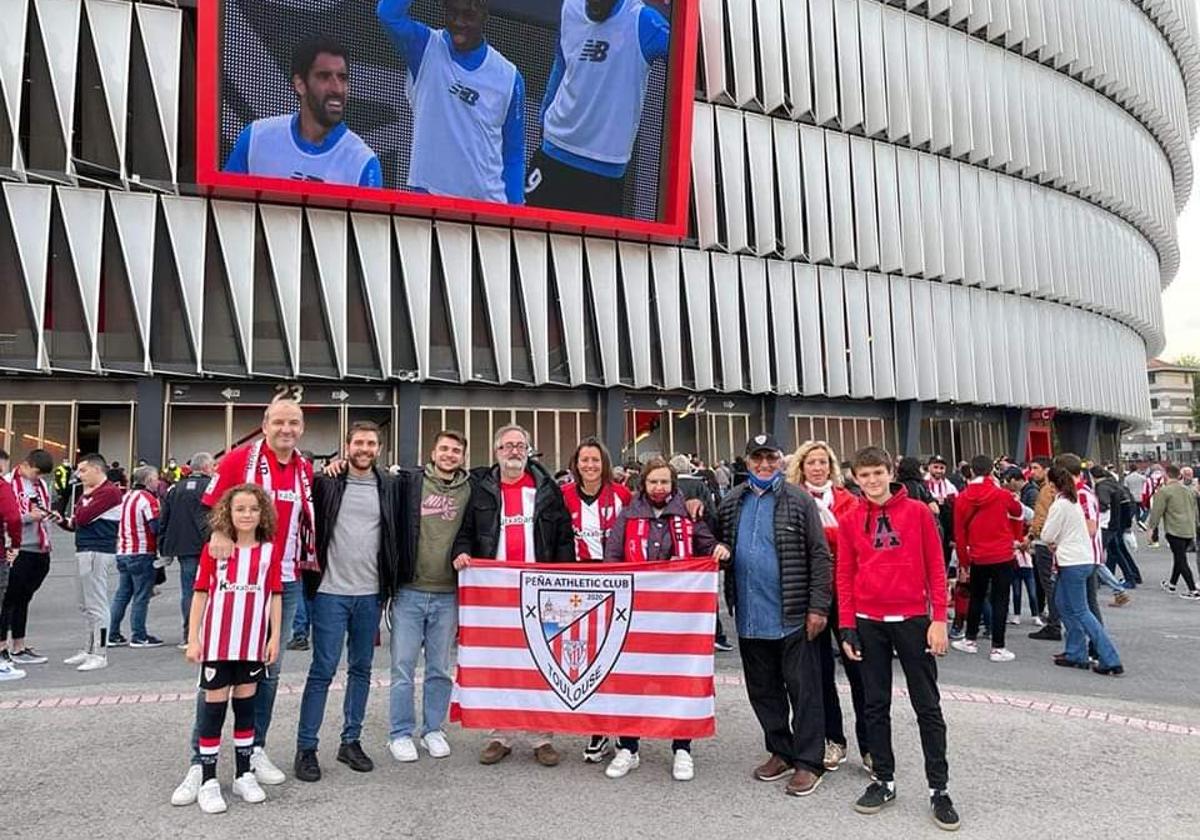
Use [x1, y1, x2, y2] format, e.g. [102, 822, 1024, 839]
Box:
[461, 568, 716, 593]
[459, 607, 715, 635]
[457, 646, 716, 677]
[454, 686, 715, 719]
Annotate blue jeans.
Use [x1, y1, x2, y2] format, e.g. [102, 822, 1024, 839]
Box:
[189, 578, 300, 762]
[177, 555, 199, 638]
[1095, 562, 1128, 596]
[296, 593, 382, 751]
[109, 554, 156, 640]
[292, 591, 312, 640]
[1056, 564, 1121, 669]
[389, 589, 458, 740]
[1103, 529, 1142, 586]
[1011, 567, 1038, 617]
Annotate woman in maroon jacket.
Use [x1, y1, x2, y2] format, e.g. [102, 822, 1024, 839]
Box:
[603, 457, 720, 782]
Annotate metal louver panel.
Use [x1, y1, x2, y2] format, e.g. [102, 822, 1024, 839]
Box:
[307, 209, 349, 378]
[210, 200, 256, 372]
[393, 217, 432, 380]
[475, 226, 512, 384]
[257, 203, 302, 377]
[108, 191, 157, 371]
[434, 222, 473, 384]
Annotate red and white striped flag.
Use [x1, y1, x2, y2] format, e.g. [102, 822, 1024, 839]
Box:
[450, 558, 718, 739]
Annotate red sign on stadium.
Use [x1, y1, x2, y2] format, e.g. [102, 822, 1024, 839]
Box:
[195, 0, 699, 240]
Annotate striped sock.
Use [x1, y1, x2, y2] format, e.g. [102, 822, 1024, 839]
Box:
[198, 701, 228, 783]
[232, 695, 256, 777]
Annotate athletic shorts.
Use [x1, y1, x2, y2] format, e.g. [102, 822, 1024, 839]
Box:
[198, 660, 266, 691]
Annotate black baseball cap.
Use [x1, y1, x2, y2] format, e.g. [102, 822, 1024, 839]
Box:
[1000, 466, 1025, 482]
[928, 454, 947, 466]
[745, 433, 782, 456]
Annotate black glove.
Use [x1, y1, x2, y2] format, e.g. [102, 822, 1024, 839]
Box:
[839, 628, 862, 657]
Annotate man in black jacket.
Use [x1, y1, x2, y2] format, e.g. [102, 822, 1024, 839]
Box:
[158, 453, 215, 646]
[452, 423, 574, 767]
[716, 433, 833, 798]
[294, 421, 401, 783]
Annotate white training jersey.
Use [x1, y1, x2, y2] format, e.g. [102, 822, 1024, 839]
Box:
[407, 33, 516, 203]
[543, 0, 653, 166]
[245, 115, 375, 186]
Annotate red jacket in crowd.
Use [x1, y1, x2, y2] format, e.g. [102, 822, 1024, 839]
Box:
[836, 485, 949, 626]
[953, 476, 1023, 568]
[0, 477, 20, 549]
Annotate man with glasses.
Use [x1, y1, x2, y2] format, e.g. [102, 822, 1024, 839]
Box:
[452, 424, 574, 767]
[715, 434, 833, 798]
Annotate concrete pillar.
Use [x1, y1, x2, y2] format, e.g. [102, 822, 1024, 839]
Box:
[897, 400, 924, 458]
[1006, 408, 1029, 462]
[601, 387, 626, 460]
[135, 377, 165, 465]
[396, 382, 421, 467]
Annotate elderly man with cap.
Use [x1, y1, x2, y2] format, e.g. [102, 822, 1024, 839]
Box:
[715, 433, 833, 798]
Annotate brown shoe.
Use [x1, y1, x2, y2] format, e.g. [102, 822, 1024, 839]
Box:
[479, 740, 512, 765]
[785, 768, 824, 797]
[1112, 591, 1131, 607]
[753, 754, 792, 782]
[533, 744, 560, 767]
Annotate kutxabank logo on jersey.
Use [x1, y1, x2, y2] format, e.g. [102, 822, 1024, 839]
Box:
[521, 570, 633, 710]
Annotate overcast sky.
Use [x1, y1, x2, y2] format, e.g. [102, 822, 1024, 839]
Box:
[1161, 136, 1200, 362]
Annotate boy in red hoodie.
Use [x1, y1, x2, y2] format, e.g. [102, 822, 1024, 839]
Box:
[837, 447, 957, 832]
[951, 455, 1023, 662]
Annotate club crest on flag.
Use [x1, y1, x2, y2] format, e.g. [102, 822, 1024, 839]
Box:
[521, 570, 633, 710]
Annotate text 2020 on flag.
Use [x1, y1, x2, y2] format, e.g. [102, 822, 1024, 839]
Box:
[450, 558, 718, 739]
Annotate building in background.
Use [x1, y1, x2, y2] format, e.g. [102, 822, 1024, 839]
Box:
[2, 0, 1198, 471]
[1121, 358, 1199, 465]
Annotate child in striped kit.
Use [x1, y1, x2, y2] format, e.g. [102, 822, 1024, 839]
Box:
[185, 484, 282, 814]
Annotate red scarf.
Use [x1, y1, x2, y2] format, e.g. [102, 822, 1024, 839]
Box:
[4, 469, 50, 551]
[624, 513, 694, 562]
[244, 438, 316, 572]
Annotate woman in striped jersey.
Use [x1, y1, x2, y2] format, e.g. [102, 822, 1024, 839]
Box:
[184, 484, 283, 814]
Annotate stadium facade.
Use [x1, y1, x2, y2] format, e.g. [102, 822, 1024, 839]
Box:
[1, 0, 1198, 471]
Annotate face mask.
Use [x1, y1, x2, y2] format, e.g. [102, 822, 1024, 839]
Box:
[748, 471, 779, 491]
[648, 489, 671, 506]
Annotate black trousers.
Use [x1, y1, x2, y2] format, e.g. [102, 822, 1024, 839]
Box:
[0, 551, 51, 642]
[525, 150, 627, 216]
[739, 631, 825, 774]
[818, 602, 869, 756]
[857, 617, 949, 789]
[1032, 544, 1059, 627]
[1167, 534, 1198, 591]
[966, 562, 1015, 646]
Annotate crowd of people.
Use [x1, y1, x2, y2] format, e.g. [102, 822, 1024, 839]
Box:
[4, 403, 1198, 831]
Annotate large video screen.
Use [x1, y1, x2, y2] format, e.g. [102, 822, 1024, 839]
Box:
[196, 0, 699, 236]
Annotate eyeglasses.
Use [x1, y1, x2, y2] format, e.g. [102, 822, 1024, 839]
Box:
[497, 442, 529, 453]
[748, 452, 783, 464]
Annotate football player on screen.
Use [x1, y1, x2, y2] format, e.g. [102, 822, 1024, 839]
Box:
[378, 0, 527, 205]
[224, 36, 383, 187]
[526, 0, 671, 216]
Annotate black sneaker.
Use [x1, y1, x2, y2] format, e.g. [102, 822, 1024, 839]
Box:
[582, 735, 612, 763]
[10, 648, 47, 665]
[714, 638, 734, 652]
[0, 650, 11, 664]
[1028, 626, 1061, 641]
[336, 740, 374, 772]
[107, 634, 129, 647]
[853, 781, 896, 814]
[286, 636, 310, 651]
[931, 791, 961, 831]
[129, 635, 164, 648]
[294, 748, 321, 782]
[1092, 663, 1125, 677]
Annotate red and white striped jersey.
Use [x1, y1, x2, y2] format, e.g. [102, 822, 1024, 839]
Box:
[1076, 481, 1103, 565]
[925, 477, 958, 504]
[563, 482, 631, 560]
[496, 473, 538, 563]
[194, 542, 281, 662]
[117, 488, 160, 555]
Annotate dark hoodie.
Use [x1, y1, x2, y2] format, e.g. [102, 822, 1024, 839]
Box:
[604, 491, 717, 561]
[836, 485, 948, 626]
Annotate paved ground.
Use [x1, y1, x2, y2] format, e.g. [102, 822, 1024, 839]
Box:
[2, 535, 1199, 838]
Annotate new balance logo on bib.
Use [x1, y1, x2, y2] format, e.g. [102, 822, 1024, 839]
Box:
[579, 39, 610, 62]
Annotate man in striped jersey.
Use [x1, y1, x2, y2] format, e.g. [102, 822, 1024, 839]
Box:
[108, 465, 163, 648]
[924, 456, 957, 570]
[452, 424, 574, 766]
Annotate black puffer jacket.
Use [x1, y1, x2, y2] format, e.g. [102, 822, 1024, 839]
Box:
[304, 466, 402, 601]
[451, 460, 575, 562]
[716, 480, 833, 621]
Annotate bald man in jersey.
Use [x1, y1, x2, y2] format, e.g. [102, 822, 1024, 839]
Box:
[526, 0, 671, 216]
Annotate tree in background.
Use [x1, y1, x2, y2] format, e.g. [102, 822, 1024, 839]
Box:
[1176, 354, 1200, 430]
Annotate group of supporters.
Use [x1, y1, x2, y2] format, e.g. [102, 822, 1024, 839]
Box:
[227, 0, 669, 217]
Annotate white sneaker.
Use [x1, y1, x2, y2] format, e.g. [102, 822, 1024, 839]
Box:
[421, 731, 451, 759]
[605, 748, 640, 778]
[1033, 616, 1046, 627]
[77, 653, 108, 672]
[672, 749, 695, 781]
[1007, 616, 1020, 626]
[388, 736, 419, 763]
[63, 650, 89, 666]
[232, 772, 266, 803]
[196, 778, 226, 814]
[171, 765, 203, 806]
[990, 647, 1016, 662]
[950, 639, 978, 654]
[0, 661, 27, 681]
[250, 747, 285, 785]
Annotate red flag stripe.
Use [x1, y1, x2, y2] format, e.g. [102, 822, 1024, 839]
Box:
[450, 706, 715, 740]
[457, 626, 715, 656]
[456, 666, 713, 698]
[458, 586, 715, 613]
